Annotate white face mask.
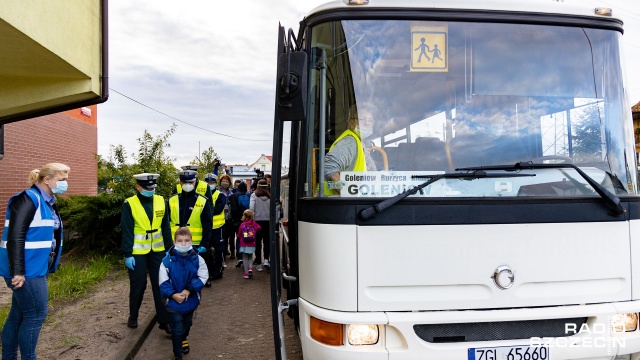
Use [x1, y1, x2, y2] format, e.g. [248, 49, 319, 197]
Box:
[174, 244, 192, 253]
[357, 124, 374, 139]
[182, 183, 195, 193]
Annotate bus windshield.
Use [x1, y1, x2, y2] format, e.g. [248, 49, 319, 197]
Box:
[305, 19, 637, 198]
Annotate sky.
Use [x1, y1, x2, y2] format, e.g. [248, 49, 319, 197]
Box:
[97, 0, 640, 168]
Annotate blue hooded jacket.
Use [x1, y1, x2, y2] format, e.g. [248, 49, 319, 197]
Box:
[159, 246, 208, 313]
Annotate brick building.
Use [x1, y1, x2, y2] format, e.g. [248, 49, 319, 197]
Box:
[0, 105, 98, 223]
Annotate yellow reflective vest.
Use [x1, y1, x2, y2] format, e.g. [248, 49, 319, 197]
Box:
[176, 180, 208, 197]
[128, 195, 166, 255]
[324, 129, 366, 195]
[169, 194, 206, 245]
[211, 190, 225, 229]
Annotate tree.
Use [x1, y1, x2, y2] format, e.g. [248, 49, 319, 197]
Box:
[572, 104, 603, 163]
[60, 124, 180, 253]
[190, 146, 222, 176]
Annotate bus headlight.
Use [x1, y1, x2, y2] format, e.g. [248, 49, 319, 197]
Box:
[347, 324, 379, 345]
[611, 313, 638, 333]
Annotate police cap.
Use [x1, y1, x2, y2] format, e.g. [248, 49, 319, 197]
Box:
[179, 170, 198, 182]
[181, 165, 199, 172]
[204, 173, 217, 182]
[133, 173, 159, 189]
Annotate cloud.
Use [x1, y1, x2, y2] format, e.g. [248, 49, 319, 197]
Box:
[99, 0, 325, 166]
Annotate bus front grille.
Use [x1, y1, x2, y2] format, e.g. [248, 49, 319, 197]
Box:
[413, 317, 588, 343]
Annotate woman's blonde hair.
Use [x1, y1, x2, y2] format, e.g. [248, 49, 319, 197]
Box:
[28, 163, 70, 186]
[241, 209, 254, 221]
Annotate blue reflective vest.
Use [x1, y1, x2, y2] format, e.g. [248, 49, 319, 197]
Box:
[0, 189, 62, 278]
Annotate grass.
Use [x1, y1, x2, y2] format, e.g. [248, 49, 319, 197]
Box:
[0, 253, 120, 329]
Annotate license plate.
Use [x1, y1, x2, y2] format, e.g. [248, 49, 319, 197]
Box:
[468, 345, 549, 360]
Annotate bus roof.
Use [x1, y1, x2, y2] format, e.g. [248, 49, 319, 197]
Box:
[306, 0, 621, 22]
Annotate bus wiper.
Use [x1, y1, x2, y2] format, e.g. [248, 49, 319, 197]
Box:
[456, 161, 626, 216]
[359, 170, 535, 221]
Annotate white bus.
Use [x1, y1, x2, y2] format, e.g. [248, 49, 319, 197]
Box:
[268, 1, 640, 359]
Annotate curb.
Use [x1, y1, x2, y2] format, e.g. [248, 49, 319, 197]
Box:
[111, 310, 157, 360]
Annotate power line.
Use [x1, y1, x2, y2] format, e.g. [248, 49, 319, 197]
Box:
[109, 88, 272, 142]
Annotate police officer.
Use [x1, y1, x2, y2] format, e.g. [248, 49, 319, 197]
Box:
[168, 170, 214, 287]
[175, 165, 212, 200]
[121, 173, 172, 333]
[205, 173, 227, 280]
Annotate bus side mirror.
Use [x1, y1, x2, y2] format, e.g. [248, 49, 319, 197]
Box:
[276, 51, 307, 122]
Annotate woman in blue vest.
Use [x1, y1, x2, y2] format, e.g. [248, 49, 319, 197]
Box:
[0, 163, 69, 360]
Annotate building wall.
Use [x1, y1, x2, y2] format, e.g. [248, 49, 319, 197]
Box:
[0, 105, 97, 225]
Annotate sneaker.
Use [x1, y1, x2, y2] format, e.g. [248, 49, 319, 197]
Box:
[243, 273, 249, 279]
[248, 268, 253, 277]
[256, 264, 264, 272]
[264, 259, 270, 270]
[182, 339, 190, 354]
[235, 259, 243, 268]
[205, 279, 212, 288]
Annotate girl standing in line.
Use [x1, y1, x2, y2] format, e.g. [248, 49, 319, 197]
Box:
[237, 210, 261, 279]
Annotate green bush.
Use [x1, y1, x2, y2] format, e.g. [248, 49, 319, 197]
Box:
[57, 194, 125, 254]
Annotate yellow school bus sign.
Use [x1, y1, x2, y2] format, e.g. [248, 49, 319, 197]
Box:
[411, 25, 448, 72]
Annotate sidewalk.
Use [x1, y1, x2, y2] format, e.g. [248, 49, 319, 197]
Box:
[134, 257, 302, 359]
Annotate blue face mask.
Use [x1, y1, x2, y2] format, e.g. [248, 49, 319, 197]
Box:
[175, 244, 192, 253]
[51, 180, 68, 195]
[209, 184, 216, 191]
[140, 188, 155, 197]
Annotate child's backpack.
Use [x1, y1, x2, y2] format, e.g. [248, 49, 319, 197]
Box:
[238, 193, 250, 211]
[241, 223, 256, 244]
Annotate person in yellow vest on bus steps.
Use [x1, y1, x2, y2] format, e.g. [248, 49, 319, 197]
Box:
[168, 170, 214, 287]
[204, 173, 227, 281]
[121, 173, 173, 334]
[174, 165, 212, 201]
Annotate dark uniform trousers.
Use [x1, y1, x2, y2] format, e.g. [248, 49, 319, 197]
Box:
[128, 251, 169, 324]
[211, 227, 225, 279]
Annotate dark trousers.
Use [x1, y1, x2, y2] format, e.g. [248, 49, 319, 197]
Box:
[211, 227, 225, 279]
[169, 310, 194, 358]
[199, 249, 214, 281]
[254, 220, 270, 264]
[128, 252, 169, 325]
[223, 220, 235, 257]
[233, 223, 241, 259]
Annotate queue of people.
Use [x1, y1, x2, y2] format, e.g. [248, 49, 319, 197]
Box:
[122, 165, 272, 359]
[0, 161, 272, 360]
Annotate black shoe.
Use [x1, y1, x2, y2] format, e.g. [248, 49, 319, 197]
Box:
[182, 339, 190, 354]
[235, 259, 243, 268]
[127, 318, 138, 329]
[205, 279, 212, 287]
[159, 323, 172, 335]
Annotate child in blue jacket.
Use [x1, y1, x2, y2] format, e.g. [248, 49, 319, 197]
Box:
[159, 227, 209, 360]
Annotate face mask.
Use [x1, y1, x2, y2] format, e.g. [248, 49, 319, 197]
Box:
[221, 182, 230, 189]
[174, 244, 192, 253]
[209, 184, 216, 191]
[140, 188, 155, 197]
[51, 180, 68, 195]
[357, 124, 374, 139]
[182, 183, 195, 192]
